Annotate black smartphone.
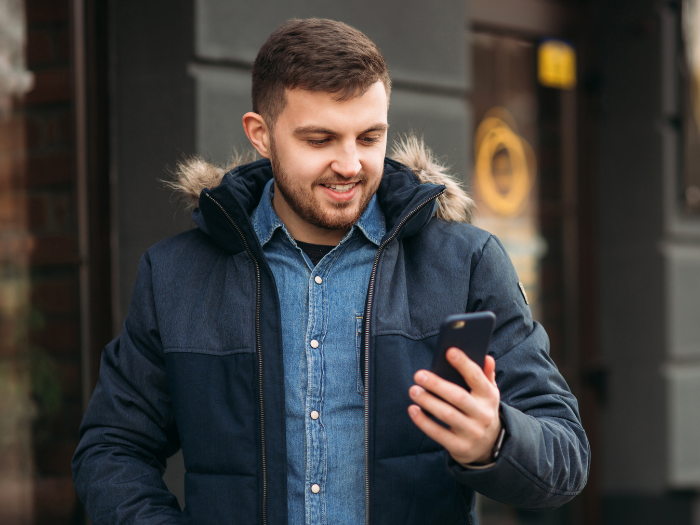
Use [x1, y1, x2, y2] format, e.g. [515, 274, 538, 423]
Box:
[430, 312, 496, 391]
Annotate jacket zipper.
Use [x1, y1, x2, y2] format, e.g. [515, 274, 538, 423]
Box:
[208, 187, 444, 525]
[205, 194, 267, 525]
[363, 190, 445, 525]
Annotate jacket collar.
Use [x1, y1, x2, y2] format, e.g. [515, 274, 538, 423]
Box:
[251, 178, 385, 248]
[193, 158, 445, 257]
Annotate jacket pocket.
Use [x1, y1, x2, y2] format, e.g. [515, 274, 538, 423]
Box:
[159, 297, 256, 356]
[163, 346, 254, 356]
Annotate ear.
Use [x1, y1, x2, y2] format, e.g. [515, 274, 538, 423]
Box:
[242, 112, 272, 159]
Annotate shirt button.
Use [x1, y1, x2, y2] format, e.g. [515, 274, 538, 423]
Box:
[311, 484, 321, 494]
[314, 276, 323, 284]
[310, 410, 319, 420]
[310, 339, 319, 348]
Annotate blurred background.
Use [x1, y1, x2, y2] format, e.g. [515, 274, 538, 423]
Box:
[1, 0, 700, 523]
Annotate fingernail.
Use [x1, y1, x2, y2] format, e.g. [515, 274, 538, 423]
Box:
[416, 371, 427, 384]
[409, 385, 421, 398]
[447, 348, 460, 361]
[408, 405, 419, 417]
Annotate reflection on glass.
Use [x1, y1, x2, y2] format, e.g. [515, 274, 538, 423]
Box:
[0, 103, 34, 524]
[0, 1, 80, 523]
[0, 0, 33, 117]
[471, 33, 548, 326]
[682, 0, 700, 215]
[471, 32, 572, 522]
[0, 2, 36, 521]
[473, 106, 546, 321]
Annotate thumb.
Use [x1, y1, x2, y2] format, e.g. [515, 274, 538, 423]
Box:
[483, 355, 496, 385]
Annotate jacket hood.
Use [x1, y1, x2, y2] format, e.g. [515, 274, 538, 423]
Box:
[167, 134, 475, 224]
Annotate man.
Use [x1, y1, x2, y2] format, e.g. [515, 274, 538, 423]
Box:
[73, 18, 589, 525]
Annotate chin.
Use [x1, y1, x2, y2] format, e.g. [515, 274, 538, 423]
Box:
[316, 214, 360, 231]
[313, 204, 364, 231]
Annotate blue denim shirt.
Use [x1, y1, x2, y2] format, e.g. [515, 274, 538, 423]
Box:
[252, 179, 384, 525]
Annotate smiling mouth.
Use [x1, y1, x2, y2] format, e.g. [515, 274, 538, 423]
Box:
[321, 182, 358, 193]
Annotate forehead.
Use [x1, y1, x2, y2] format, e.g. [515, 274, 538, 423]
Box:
[276, 81, 388, 131]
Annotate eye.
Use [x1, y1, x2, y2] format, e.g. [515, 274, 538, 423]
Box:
[360, 136, 381, 145]
[306, 138, 330, 146]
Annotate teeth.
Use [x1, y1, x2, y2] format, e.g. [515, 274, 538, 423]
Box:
[324, 183, 356, 193]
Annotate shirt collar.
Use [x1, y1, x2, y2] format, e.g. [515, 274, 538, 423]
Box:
[252, 178, 385, 247]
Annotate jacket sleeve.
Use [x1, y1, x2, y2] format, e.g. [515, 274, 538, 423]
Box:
[72, 252, 183, 524]
[446, 235, 590, 510]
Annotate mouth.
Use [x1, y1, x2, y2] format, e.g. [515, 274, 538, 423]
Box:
[317, 181, 361, 204]
[320, 182, 358, 193]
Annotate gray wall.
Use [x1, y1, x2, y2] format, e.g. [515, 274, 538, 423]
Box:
[111, 0, 196, 324]
[595, 0, 700, 519]
[596, 0, 667, 492]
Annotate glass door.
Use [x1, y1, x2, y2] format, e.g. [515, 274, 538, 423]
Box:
[470, 29, 583, 525]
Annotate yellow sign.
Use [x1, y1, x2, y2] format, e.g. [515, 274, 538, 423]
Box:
[474, 108, 535, 217]
[538, 39, 576, 90]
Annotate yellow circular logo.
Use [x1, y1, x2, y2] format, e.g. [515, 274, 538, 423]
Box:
[474, 109, 535, 217]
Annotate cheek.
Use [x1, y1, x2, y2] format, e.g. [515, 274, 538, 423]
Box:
[284, 155, 328, 186]
[363, 154, 386, 180]
[275, 143, 318, 180]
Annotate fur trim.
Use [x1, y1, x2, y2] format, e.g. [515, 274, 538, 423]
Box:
[164, 150, 258, 209]
[389, 135, 474, 223]
[167, 134, 474, 223]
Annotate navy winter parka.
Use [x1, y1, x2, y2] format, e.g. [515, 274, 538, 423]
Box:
[72, 148, 589, 525]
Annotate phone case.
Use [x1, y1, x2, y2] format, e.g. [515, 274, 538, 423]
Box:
[430, 312, 496, 391]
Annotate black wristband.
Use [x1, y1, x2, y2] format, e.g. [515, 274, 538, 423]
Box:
[492, 420, 507, 460]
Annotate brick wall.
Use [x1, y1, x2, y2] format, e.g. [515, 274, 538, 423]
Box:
[26, 0, 83, 520]
[0, 0, 83, 523]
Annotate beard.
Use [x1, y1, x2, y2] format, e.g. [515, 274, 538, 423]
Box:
[269, 136, 381, 232]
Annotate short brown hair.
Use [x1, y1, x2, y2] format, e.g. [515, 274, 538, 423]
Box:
[252, 18, 391, 128]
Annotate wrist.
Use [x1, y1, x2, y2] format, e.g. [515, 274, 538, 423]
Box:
[462, 411, 507, 467]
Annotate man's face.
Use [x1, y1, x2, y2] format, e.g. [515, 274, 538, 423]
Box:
[268, 81, 388, 241]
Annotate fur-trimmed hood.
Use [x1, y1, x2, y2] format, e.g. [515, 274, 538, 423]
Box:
[167, 134, 474, 224]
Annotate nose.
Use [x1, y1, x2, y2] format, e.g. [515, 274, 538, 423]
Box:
[330, 142, 361, 179]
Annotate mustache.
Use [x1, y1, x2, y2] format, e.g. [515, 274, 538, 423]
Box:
[314, 173, 367, 186]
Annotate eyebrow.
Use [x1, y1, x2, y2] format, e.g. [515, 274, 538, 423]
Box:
[293, 123, 389, 136]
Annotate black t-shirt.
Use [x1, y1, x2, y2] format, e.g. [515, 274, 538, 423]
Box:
[295, 239, 335, 266]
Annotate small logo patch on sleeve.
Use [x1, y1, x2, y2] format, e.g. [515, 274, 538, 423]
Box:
[518, 282, 530, 305]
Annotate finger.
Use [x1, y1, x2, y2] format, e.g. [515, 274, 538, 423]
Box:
[483, 355, 497, 386]
[408, 404, 474, 452]
[413, 370, 479, 414]
[409, 385, 474, 431]
[446, 348, 494, 397]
